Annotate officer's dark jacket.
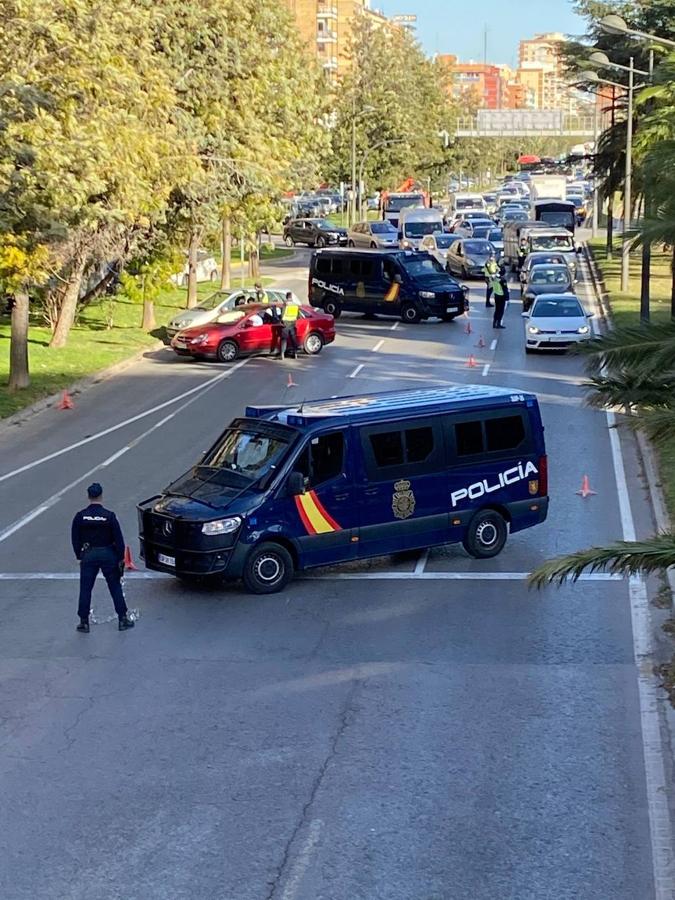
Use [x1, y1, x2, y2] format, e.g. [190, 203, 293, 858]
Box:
[71, 504, 125, 561]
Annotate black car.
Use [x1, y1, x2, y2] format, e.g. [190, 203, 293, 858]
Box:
[283, 218, 348, 248]
[521, 264, 573, 311]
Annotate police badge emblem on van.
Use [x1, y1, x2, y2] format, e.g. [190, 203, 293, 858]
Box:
[392, 479, 416, 520]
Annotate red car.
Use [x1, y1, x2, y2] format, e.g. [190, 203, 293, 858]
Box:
[170, 303, 335, 362]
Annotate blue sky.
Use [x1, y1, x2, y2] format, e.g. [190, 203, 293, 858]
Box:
[374, 0, 589, 68]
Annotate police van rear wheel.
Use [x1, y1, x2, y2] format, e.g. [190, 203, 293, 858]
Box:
[401, 304, 421, 323]
[303, 332, 323, 355]
[217, 339, 238, 363]
[462, 510, 507, 559]
[324, 299, 341, 319]
[243, 542, 293, 594]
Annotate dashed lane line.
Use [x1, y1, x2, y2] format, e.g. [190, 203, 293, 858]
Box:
[347, 363, 364, 379]
[482, 364, 490, 377]
[372, 339, 385, 352]
[490, 339, 498, 351]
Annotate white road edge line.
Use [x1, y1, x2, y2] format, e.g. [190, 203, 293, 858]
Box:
[489, 339, 498, 351]
[0, 571, 624, 582]
[481, 364, 490, 377]
[372, 339, 385, 352]
[0, 359, 248, 484]
[584, 247, 675, 896]
[280, 819, 323, 900]
[348, 364, 364, 379]
[0, 360, 249, 545]
[414, 549, 429, 575]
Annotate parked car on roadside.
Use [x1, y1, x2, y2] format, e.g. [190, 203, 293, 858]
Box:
[171, 250, 219, 287]
[166, 288, 301, 338]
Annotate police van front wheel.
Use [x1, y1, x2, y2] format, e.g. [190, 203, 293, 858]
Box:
[324, 300, 341, 319]
[462, 510, 508, 559]
[243, 542, 294, 594]
[401, 304, 421, 323]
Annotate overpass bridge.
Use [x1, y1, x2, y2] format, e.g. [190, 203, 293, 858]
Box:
[452, 111, 595, 139]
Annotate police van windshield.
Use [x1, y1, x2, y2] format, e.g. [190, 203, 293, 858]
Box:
[399, 255, 446, 277]
[531, 234, 573, 250]
[201, 428, 291, 482]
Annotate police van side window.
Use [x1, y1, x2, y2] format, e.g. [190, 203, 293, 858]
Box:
[455, 421, 483, 456]
[349, 259, 362, 278]
[485, 415, 525, 452]
[362, 421, 440, 480]
[316, 258, 331, 275]
[370, 431, 404, 467]
[295, 432, 345, 488]
[331, 258, 344, 276]
[452, 412, 528, 459]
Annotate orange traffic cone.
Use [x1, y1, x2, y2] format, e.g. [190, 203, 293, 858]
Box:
[286, 372, 297, 388]
[466, 355, 478, 368]
[476, 334, 486, 348]
[123, 545, 139, 571]
[464, 319, 473, 335]
[576, 475, 597, 498]
[57, 390, 74, 410]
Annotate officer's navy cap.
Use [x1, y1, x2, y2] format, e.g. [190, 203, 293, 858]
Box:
[87, 482, 103, 498]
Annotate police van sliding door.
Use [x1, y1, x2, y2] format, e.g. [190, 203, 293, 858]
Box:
[444, 406, 535, 528]
[356, 418, 448, 559]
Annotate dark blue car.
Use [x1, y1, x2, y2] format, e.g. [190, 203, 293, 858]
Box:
[138, 386, 549, 593]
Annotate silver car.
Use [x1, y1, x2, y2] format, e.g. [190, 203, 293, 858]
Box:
[419, 233, 460, 268]
[348, 220, 399, 249]
[522, 293, 593, 353]
[166, 288, 300, 338]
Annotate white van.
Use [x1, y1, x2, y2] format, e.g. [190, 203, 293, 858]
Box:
[448, 192, 486, 217]
[399, 207, 445, 250]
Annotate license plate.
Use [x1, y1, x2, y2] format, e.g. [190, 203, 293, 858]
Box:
[158, 553, 175, 567]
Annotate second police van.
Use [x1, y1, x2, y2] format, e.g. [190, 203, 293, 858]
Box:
[138, 386, 549, 594]
[309, 248, 469, 323]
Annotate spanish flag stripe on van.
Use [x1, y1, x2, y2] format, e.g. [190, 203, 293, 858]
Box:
[294, 491, 342, 534]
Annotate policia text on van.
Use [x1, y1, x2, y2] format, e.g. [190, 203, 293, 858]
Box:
[138, 387, 549, 594]
[309, 249, 468, 323]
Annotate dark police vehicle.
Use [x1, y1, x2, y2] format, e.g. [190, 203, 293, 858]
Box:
[309, 248, 468, 323]
[138, 386, 549, 594]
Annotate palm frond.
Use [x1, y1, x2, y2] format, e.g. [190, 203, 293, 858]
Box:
[576, 322, 675, 375]
[528, 533, 675, 588]
[638, 408, 675, 446]
[583, 373, 675, 409]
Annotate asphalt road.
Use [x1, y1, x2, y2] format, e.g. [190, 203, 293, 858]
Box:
[0, 245, 672, 899]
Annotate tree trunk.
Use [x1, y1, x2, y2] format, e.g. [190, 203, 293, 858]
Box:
[8, 290, 30, 392]
[141, 276, 156, 331]
[671, 245, 675, 322]
[220, 216, 231, 290]
[606, 196, 614, 260]
[186, 228, 199, 308]
[640, 193, 651, 323]
[49, 253, 87, 348]
[250, 234, 260, 279]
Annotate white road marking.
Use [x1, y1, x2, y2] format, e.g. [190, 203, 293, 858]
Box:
[372, 339, 385, 352]
[0, 362, 248, 544]
[0, 359, 249, 484]
[490, 339, 498, 351]
[482, 364, 490, 377]
[0, 571, 624, 582]
[390, 321, 400, 331]
[413, 549, 429, 575]
[348, 364, 364, 379]
[280, 819, 323, 900]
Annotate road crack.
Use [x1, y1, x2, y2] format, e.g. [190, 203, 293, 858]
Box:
[265, 680, 360, 900]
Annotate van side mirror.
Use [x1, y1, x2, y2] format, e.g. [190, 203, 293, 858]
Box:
[287, 471, 305, 496]
[394, 274, 403, 284]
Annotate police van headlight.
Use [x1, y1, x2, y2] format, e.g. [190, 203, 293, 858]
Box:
[202, 516, 241, 535]
[419, 291, 436, 299]
[528, 325, 541, 334]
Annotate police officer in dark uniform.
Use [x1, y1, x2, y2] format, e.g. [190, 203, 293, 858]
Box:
[71, 483, 135, 633]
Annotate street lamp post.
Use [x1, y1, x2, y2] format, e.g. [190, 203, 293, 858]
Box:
[599, 14, 675, 48]
[591, 98, 600, 238]
[350, 102, 375, 227]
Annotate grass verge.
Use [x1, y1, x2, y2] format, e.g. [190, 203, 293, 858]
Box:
[588, 236, 675, 520]
[0, 276, 272, 419]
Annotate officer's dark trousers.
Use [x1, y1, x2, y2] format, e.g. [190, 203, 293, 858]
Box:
[78, 547, 127, 621]
[485, 281, 493, 305]
[493, 295, 506, 327]
[280, 325, 297, 358]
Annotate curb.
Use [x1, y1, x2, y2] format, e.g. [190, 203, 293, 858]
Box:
[0, 339, 166, 432]
[585, 240, 675, 613]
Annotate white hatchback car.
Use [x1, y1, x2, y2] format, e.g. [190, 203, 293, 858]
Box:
[522, 293, 594, 353]
[171, 249, 219, 287]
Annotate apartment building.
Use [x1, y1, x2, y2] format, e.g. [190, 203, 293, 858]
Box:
[283, 0, 387, 85]
[438, 55, 503, 109]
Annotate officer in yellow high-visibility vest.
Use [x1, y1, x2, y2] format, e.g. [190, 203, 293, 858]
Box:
[278, 292, 299, 359]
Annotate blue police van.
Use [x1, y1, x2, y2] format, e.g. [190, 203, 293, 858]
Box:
[138, 386, 548, 593]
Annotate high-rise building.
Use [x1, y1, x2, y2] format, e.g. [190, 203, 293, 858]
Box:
[516, 32, 590, 115]
[282, 0, 389, 85]
[438, 55, 503, 109]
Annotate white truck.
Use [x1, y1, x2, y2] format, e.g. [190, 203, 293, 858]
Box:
[529, 175, 567, 202]
[399, 207, 444, 250]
